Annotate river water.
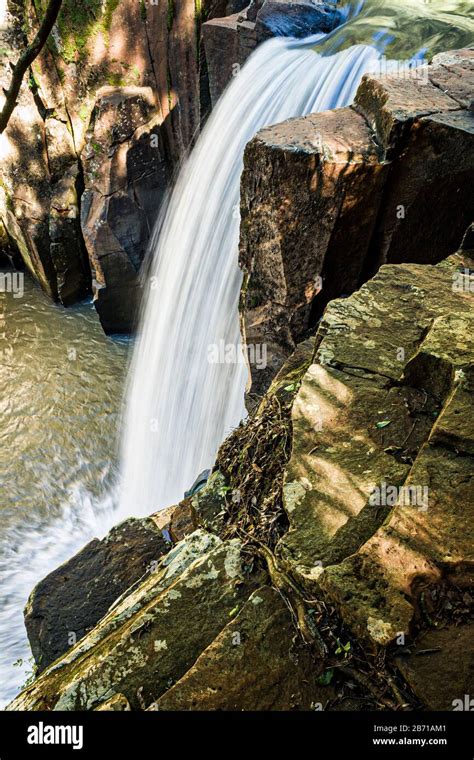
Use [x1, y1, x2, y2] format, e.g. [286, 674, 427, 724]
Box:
[0, 271, 129, 702]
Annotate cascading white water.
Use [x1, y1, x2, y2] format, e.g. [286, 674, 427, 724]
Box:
[0, 8, 392, 706]
[118, 32, 383, 517]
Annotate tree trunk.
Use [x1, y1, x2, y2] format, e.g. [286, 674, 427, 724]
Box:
[0, 0, 63, 133]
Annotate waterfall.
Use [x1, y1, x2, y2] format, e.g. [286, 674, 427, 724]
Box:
[118, 33, 383, 517]
[0, 11, 390, 706]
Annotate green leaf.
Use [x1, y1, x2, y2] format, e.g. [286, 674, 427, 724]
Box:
[317, 668, 334, 685]
[376, 420, 391, 429]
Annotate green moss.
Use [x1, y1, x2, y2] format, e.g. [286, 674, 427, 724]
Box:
[78, 104, 89, 122]
[35, 0, 120, 64]
[106, 72, 126, 87]
[101, 0, 120, 41]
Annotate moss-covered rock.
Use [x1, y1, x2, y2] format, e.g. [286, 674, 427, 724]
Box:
[278, 251, 474, 646]
[150, 586, 332, 710]
[9, 531, 264, 710]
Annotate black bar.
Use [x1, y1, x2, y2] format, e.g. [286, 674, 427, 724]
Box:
[0, 711, 472, 758]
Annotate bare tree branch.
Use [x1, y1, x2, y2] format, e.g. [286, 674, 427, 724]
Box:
[0, 0, 63, 133]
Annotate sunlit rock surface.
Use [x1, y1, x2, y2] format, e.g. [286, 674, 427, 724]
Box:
[279, 250, 474, 645]
[9, 531, 264, 710]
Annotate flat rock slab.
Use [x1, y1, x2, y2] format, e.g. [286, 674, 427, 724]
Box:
[279, 252, 474, 645]
[25, 517, 170, 672]
[151, 586, 332, 710]
[395, 625, 474, 710]
[430, 49, 474, 109]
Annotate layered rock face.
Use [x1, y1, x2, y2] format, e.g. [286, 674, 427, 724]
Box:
[279, 251, 474, 640]
[80, 88, 168, 332]
[0, 0, 228, 329]
[240, 49, 474, 394]
[203, 0, 340, 104]
[0, 3, 90, 304]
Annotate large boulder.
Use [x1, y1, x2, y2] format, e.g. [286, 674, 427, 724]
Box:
[239, 49, 474, 395]
[24, 517, 169, 673]
[150, 586, 331, 710]
[240, 107, 388, 394]
[10, 531, 265, 710]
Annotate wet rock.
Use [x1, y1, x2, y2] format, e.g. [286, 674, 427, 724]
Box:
[150, 586, 331, 710]
[24, 517, 169, 673]
[203, 1, 340, 104]
[184, 469, 211, 498]
[11, 531, 264, 710]
[255, 1, 339, 41]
